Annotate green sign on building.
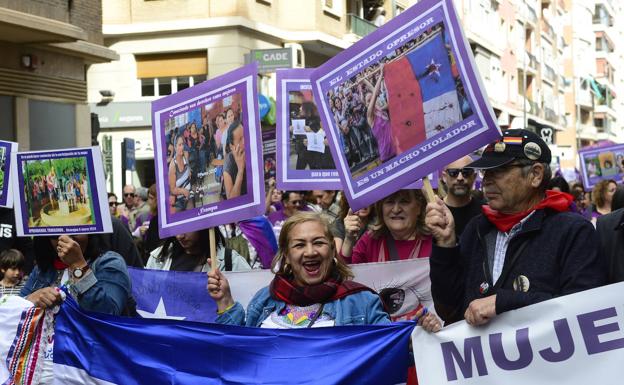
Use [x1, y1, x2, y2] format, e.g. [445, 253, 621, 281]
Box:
[250, 48, 293, 72]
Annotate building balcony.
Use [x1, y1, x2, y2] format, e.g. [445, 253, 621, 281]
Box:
[525, 4, 538, 25]
[576, 88, 593, 108]
[578, 123, 598, 141]
[541, 22, 555, 41]
[542, 64, 557, 83]
[544, 107, 557, 123]
[347, 13, 377, 38]
[527, 52, 538, 70]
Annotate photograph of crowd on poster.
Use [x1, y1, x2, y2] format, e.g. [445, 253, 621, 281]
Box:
[163, 92, 245, 212]
[311, 0, 500, 209]
[579, 143, 624, 189]
[276, 69, 341, 190]
[0, 141, 17, 208]
[153, 64, 264, 238]
[12, 147, 111, 236]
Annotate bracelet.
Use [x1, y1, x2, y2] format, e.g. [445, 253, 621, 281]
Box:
[217, 303, 234, 315]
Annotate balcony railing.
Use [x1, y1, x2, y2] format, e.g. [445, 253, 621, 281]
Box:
[544, 107, 557, 123]
[525, 4, 538, 24]
[527, 52, 538, 69]
[543, 64, 556, 83]
[541, 20, 555, 40]
[347, 13, 377, 37]
[528, 100, 540, 115]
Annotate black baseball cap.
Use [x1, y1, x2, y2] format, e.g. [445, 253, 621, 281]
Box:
[466, 129, 551, 169]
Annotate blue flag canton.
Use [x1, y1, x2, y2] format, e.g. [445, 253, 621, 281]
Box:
[406, 32, 455, 101]
[129, 268, 217, 322]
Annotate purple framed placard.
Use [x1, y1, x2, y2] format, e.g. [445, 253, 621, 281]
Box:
[578, 143, 624, 190]
[0, 141, 17, 208]
[310, 0, 500, 210]
[12, 147, 112, 236]
[276, 69, 341, 190]
[152, 63, 265, 238]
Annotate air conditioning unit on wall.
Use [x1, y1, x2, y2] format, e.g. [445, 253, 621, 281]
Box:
[284, 43, 305, 68]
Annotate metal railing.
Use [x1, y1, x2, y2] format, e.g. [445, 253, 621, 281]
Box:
[544, 107, 557, 123]
[347, 13, 378, 37]
[526, 4, 538, 24]
[527, 52, 538, 69]
[543, 64, 556, 83]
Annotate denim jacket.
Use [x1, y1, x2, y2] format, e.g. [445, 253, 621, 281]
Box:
[216, 286, 391, 326]
[20, 251, 131, 316]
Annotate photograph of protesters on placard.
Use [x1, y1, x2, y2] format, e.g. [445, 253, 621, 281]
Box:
[599, 152, 618, 177]
[326, 22, 473, 178]
[163, 93, 247, 215]
[288, 90, 335, 171]
[21, 156, 95, 228]
[584, 155, 601, 178]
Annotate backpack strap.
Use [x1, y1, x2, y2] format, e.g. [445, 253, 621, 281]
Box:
[224, 248, 233, 272]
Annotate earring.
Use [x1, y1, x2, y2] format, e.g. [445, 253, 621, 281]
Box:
[284, 262, 292, 275]
[333, 257, 338, 264]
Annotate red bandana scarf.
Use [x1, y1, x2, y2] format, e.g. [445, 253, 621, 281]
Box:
[270, 274, 375, 307]
[482, 190, 573, 233]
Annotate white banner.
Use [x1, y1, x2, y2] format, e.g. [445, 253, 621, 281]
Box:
[227, 258, 434, 321]
[412, 282, 624, 385]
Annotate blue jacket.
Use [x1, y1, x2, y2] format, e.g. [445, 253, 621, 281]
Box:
[20, 251, 132, 316]
[431, 209, 607, 323]
[216, 286, 391, 326]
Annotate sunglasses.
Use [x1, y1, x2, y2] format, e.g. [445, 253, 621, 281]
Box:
[109, 202, 118, 207]
[289, 200, 304, 206]
[124, 193, 135, 198]
[445, 168, 476, 178]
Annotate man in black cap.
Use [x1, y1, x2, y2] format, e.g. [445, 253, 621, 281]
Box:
[425, 129, 606, 326]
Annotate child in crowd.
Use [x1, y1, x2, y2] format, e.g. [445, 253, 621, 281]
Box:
[0, 249, 26, 297]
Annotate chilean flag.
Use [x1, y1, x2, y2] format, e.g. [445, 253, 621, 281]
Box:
[52, 296, 414, 384]
[384, 31, 462, 153]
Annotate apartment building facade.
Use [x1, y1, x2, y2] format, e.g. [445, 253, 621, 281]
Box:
[87, 0, 414, 192]
[0, 0, 117, 150]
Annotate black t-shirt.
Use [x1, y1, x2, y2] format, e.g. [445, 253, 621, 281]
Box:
[447, 198, 483, 239]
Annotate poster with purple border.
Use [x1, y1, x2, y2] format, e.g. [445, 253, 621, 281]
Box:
[12, 147, 112, 237]
[152, 63, 265, 238]
[276, 69, 341, 190]
[310, 0, 500, 210]
[0, 141, 17, 208]
[579, 143, 624, 190]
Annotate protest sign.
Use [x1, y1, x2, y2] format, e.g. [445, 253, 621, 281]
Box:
[131, 258, 434, 323]
[578, 143, 624, 189]
[152, 63, 265, 238]
[412, 282, 624, 385]
[12, 147, 112, 236]
[0, 141, 16, 208]
[311, 0, 500, 209]
[276, 69, 341, 190]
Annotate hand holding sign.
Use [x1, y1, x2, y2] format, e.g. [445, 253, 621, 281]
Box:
[425, 196, 456, 247]
[207, 268, 234, 313]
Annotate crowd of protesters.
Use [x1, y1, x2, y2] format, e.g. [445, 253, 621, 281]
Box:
[4, 128, 624, 385]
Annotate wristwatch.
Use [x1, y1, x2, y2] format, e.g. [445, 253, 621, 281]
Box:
[71, 264, 90, 279]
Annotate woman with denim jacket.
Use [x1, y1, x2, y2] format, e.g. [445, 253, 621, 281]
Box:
[20, 234, 132, 315]
[20, 234, 133, 384]
[208, 212, 394, 328]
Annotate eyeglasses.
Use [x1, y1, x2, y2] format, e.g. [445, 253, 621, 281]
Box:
[109, 202, 118, 207]
[445, 168, 476, 178]
[124, 193, 135, 198]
